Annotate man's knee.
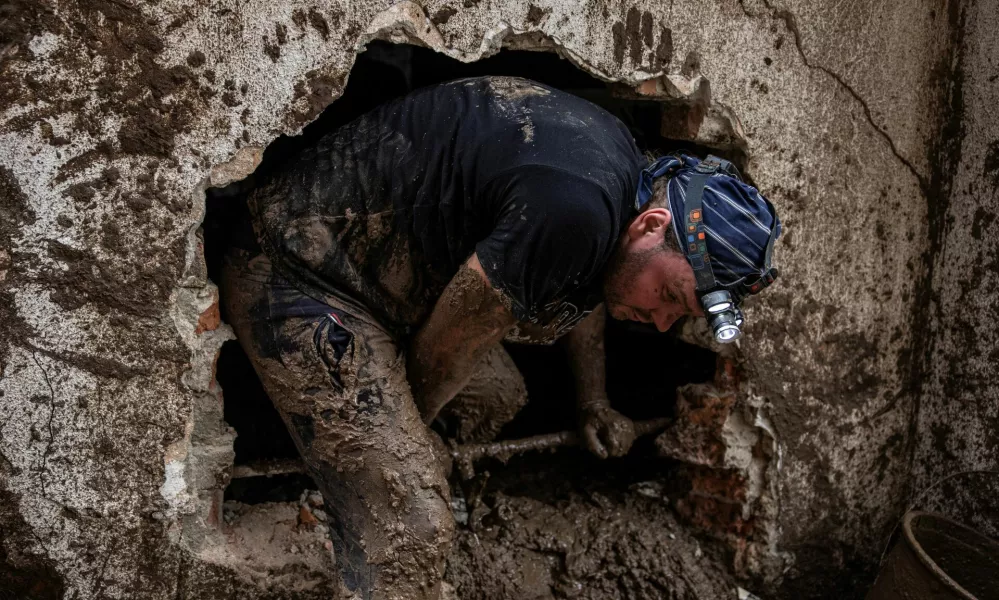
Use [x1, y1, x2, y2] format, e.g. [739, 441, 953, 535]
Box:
[403, 480, 455, 553]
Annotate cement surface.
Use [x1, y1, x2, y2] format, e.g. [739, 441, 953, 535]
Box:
[914, 0, 999, 541]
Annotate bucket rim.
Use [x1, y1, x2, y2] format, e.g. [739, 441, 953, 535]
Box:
[902, 511, 999, 600]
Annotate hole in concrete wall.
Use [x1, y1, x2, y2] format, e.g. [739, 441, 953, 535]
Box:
[203, 41, 742, 593]
[205, 42, 728, 501]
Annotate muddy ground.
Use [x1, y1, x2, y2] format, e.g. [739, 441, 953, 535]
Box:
[221, 448, 737, 599]
[222, 453, 737, 599]
[443, 450, 735, 600]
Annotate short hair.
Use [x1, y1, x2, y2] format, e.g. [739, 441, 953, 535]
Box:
[638, 157, 681, 253]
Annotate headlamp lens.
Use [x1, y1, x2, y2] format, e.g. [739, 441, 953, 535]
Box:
[707, 301, 732, 314]
[701, 290, 734, 315]
[715, 324, 741, 343]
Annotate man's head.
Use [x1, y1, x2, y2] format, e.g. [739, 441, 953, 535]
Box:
[603, 154, 781, 335]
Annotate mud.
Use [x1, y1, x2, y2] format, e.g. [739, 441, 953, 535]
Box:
[222, 250, 454, 599]
[431, 8, 458, 26]
[42, 238, 185, 318]
[985, 140, 999, 190]
[654, 27, 673, 69]
[484, 76, 552, 102]
[445, 452, 736, 599]
[0, 486, 65, 600]
[408, 255, 517, 424]
[214, 499, 336, 594]
[625, 8, 643, 65]
[526, 5, 550, 26]
[439, 345, 529, 444]
[609, 7, 671, 70]
[25, 343, 149, 381]
[0, 166, 33, 268]
[286, 69, 349, 140]
[0, 166, 35, 368]
[307, 8, 333, 40]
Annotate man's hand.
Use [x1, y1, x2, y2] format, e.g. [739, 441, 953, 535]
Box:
[579, 403, 636, 459]
[561, 305, 636, 459]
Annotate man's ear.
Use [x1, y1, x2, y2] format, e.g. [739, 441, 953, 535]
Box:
[627, 207, 672, 240]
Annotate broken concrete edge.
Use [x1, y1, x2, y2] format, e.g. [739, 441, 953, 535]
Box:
[357, 1, 669, 84]
[161, 169, 235, 553]
[740, 387, 790, 581]
[648, 349, 786, 580]
[157, 168, 330, 586]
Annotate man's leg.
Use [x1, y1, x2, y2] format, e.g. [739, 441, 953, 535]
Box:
[439, 345, 528, 443]
[222, 251, 453, 600]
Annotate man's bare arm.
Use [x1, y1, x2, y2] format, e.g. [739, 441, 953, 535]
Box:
[563, 305, 609, 409]
[561, 304, 635, 458]
[408, 253, 517, 424]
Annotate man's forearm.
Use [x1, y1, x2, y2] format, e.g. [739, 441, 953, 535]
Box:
[562, 304, 610, 410]
[408, 256, 516, 424]
[563, 304, 637, 458]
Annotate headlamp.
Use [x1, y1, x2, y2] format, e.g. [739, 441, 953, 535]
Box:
[707, 309, 741, 343]
[715, 323, 741, 343]
[702, 290, 742, 344]
[639, 153, 780, 344]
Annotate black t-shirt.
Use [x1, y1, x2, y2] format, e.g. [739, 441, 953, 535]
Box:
[247, 76, 643, 343]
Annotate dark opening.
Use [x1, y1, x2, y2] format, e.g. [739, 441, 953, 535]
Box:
[205, 41, 723, 505]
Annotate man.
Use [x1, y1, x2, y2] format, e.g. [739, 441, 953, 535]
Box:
[222, 76, 780, 599]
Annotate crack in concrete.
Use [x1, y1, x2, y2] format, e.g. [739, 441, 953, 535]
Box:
[0, 442, 16, 477]
[30, 351, 57, 498]
[741, 0, 929, 193]
[90, 549, 113, 598]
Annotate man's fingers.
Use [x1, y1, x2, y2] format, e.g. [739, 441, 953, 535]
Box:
[600, 416, 633, 456]
[583, 424, 608, 459]
[606, 433, 625, 457]
[604, 427, 621, 456]
[607, 431, 633, 457]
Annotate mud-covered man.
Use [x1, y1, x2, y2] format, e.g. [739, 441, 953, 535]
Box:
[223, 76, 780, 599]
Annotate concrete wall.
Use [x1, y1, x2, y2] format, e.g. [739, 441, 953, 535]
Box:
[915, 0, 999, 537]
[0, 0, 973, 597]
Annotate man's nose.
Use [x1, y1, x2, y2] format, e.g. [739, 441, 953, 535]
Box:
[652, 309, 679, 332]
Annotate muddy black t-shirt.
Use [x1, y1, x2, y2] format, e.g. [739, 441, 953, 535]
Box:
[247, 76, 643, 343]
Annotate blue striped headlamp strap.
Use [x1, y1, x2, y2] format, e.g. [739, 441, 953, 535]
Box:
[635, 155, 684, 212]
[681, 156, 779, 301]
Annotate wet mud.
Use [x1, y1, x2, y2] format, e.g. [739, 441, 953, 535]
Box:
[222, 249, 454, 599]
[439, 345, 529, 444]
[217, 499, 337, 595]
[444, 452, 735, 600]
